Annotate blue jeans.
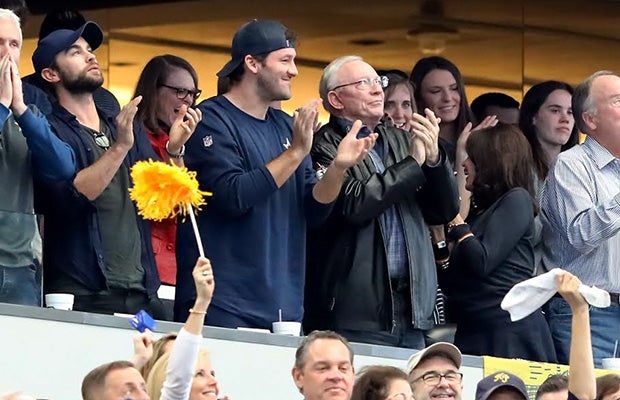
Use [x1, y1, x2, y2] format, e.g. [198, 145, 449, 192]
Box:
[0, 264, 41, 306]
[545, 296, 620, 367]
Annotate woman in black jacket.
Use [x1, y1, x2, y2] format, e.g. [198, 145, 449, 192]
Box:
[439, 122, 557, 362]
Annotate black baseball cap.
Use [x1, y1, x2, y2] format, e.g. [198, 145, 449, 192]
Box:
[32, 21, 103, 74]
[217, 19, 294, 78]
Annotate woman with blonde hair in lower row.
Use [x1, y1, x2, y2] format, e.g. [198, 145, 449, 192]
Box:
[146, 257, 228, 400]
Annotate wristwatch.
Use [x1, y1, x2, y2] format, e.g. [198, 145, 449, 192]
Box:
[433, 240, 450, 269]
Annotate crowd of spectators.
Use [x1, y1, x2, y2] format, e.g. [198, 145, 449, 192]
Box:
[1, 3, 620, 398]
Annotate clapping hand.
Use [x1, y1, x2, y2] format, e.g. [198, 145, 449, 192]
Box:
[410, 108, 441, 165]
[115, 96, 142, 150]
[168, 104, 202, 155]
[291, 99, 321, 156]
[9, 59, 25, 116]
[0, 55, 12, 109]
[333, 119, 377, 170]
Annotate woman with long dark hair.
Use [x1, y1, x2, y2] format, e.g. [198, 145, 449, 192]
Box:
[519, 81, 579, 273]
[410, 56, 476, 162]
[410, 56, 496, 248]
[519, 80, 579, 192]
[133, 55, 202, 287]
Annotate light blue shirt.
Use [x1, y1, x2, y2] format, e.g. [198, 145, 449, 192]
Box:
[540, 136, 620, 291]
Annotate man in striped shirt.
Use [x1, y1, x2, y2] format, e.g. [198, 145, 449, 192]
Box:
[540, 70, 620, 367]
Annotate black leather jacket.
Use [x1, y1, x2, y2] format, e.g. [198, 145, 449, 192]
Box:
[304, 117, 459, 332]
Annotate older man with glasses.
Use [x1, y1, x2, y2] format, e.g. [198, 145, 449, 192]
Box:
[407, 342, 463, 400]
[304, 55, 459, 348]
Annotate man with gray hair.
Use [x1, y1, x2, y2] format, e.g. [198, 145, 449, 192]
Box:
[407, 342, 463, 400]
[292, 330, 355, 400]
[540, 70, 620, 367]
[0, 8, 75, 306]
[305, 55, 459, 348]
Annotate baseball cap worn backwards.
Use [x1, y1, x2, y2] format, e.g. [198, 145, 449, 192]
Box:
[217, 19, 294, 78]
[476, 371, 529, 400]
[32, 21, 103, 74]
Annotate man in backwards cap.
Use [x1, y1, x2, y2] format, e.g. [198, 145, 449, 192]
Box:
[175, 19, 376, 328]
[32, 22, 195, 318]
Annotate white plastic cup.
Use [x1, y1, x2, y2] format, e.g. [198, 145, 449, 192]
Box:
[272, 321, 301, 336]
[602, 358, 620, 371]
[45, 293, 74, 310]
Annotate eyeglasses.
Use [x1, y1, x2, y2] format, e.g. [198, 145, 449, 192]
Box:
[411, 371, 463, 386]
[387, 393, 415, 400]
[331, 76, 389, 91]
[93, 131, 110, 149]
[160, 84, 202, 100]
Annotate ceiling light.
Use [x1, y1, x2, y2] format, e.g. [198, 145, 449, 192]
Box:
[408, 30, 459, 55]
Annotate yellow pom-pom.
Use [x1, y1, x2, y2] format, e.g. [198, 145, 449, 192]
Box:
[129, 159, 212, 221]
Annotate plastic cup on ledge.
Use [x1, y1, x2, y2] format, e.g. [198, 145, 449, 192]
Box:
[602, 358, 620, 371]
[272, 321, 301, 336]
[44, 293, 74, 310]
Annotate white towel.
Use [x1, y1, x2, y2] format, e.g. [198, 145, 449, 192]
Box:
[501, 268, 611, 321]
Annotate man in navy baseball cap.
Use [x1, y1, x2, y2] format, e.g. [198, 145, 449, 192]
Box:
[32, 21, 103, 75]
[217, 19, 295, 78]
[31, 19, 172, 320]
[476, 371, 529, 400]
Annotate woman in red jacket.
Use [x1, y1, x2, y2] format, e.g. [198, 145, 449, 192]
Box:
[133, 55, 202, 286]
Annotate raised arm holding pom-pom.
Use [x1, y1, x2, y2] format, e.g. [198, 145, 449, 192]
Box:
[146, 257, 222, 400]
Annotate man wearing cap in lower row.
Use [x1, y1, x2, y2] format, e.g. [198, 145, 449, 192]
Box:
[175, 19, 376, 328]
[475, 372, 529, 400]
[406, 343, 530, 400]
[407, 342, 464, 400]
[32, 22, 191, 318]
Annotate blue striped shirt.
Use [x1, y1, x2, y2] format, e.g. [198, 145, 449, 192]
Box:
[540, 136, 620, 291]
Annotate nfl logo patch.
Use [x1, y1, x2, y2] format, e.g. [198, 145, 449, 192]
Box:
[203, 135, 213, 148]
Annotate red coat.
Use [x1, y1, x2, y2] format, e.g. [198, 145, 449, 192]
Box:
[148, 130, 177, 285]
